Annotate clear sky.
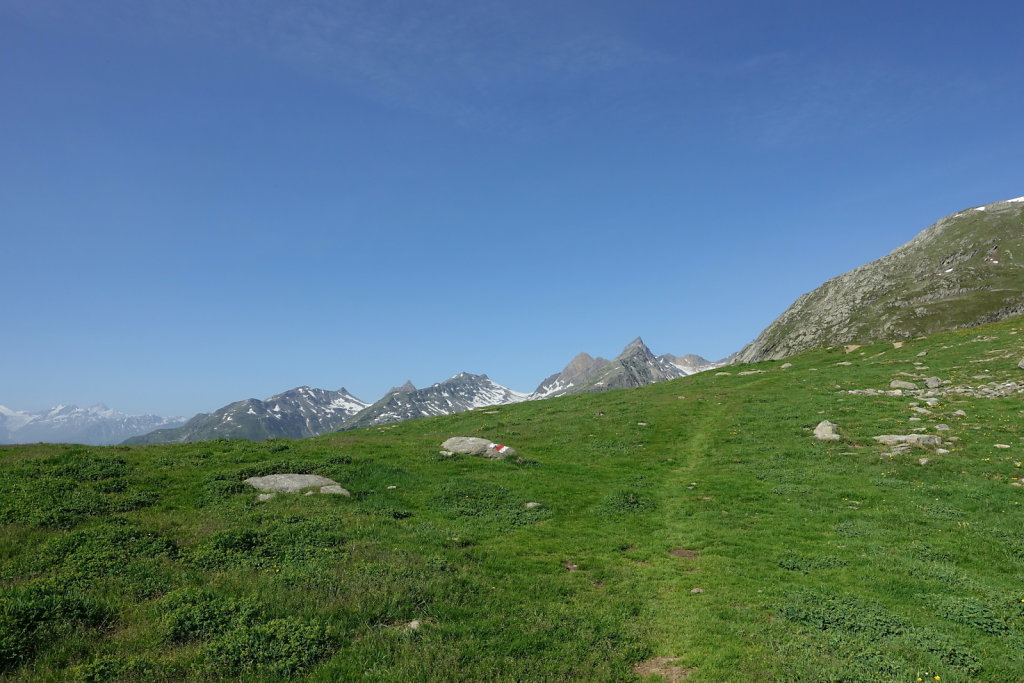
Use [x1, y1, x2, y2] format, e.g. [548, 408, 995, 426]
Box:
[3, 0, 1023, 417]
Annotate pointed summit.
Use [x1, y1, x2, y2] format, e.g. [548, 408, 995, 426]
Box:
[616, 337, 654, 360]
[386, 380, 416, 395]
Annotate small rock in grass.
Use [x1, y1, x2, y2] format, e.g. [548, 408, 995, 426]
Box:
[836, 361, 853, 366]
[891, 379, 918, 390]
[934, 424, 950, 431]
[780, 363, 793, 369]
[690, 588, 705, 594]
[1018, 358, 1024, 370]
[524, 501, 542, 509]
[813, 420, 841, 441]
[715, 372, 731, 376]
[405, 620, 421, 630]
[936, 449, 951, 455]
[257, 493, 277, 502]
[953, 410, 967, 417]
[387, 485, 397, 490]
[738, 370, 766, 376]
[925, 377, 942, 388]
[995, 444, 1012, 449]
[909, 417, 922, 422]
[918, 457, 930, 465]
[911, 406, 932, 414]
[320, 485, 350, 495]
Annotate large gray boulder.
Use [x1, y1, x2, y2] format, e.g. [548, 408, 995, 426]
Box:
[244, 473, 350, 496]
[441, 436, 518, 459]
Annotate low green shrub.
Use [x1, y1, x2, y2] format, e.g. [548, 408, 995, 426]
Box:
[197, 617, 334, 678]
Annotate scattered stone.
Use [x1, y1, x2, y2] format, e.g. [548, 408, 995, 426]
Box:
[813, 420, 841, 441]
[893, 342, 904, 349]
[637, 422, 648, 426]
[524, 501, 542, 509]
[715, 372, 732, 376]
[387, 485, 397, 490]
[910, 406, 932, 414]
[934, 424, 950, 431]
[924, 398, 940, 406]
[844, 345, 861, 353]
[1019, 358, 1024, 370]
[917, 351, 928, 357]
[909, 417, 922, 422]
[256, 493, 277, 502]
[890, 380, 918, 390]
[936, 449, 951, 455]
[245, 474, 350, 496]
[780, 362, 793, 369]
[873, 434, 942, 449]
[690, 588, 705, 594]
[404, 619, 421, 630]
[953, 410, 967, 417]
[836, 361, 853, 366]
[918, 458, 930, 465]
[441, 436, 518, 459]
[564, 560, 579, 572]
[925, 377, 943, 389]
[995, 444, 1012, 449]
[738, 370, 766, 376]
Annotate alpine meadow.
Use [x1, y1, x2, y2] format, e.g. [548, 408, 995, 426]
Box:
[5, 2, 1024, 681]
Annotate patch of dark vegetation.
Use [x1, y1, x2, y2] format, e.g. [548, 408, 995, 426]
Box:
[601, 489, 656, 515]
[197, 617, 335, 678]
[434, 481, 548, 529]
[188, 516, 347, 571]
[157, 588, 260, 643]
[779, 589, 906, 637]
[905, 627, 982, 673]
[0, 580, 113, 672]
[924, 594, 1009, 635]
[71, 655, 161, 682]
[777, 553, 848, 572]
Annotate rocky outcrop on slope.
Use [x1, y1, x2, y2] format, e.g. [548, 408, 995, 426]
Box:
[737, 196, 1024, 363]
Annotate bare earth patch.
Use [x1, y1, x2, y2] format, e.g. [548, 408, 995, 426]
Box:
[632, 657, 694, 681]
[668, 548, 699, 559]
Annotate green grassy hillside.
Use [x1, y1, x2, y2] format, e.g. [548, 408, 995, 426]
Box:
[3, 317, 1024, 681]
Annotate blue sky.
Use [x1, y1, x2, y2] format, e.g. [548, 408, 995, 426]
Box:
[2, 0, 1023, 417]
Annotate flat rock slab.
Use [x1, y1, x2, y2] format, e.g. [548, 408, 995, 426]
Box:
[873, 434, 942, 449]
[441, 436, 518, 459]
[244, 473, 350, 496]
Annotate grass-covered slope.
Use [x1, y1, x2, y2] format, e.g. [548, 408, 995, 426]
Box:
[3, 318, 1024, 681]
[738, 196, 1024, 363]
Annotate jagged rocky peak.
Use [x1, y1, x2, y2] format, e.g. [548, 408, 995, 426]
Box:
[736, 195, 1024, 363]
[342, 372, 528, 430]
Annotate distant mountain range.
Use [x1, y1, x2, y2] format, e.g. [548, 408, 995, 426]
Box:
[117, 338, 719, 445]
[0, 404, 184, 446]
[122, 387, 369, 445]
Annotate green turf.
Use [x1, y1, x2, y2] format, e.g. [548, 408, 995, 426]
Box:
[2, 318, 1024, 681]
